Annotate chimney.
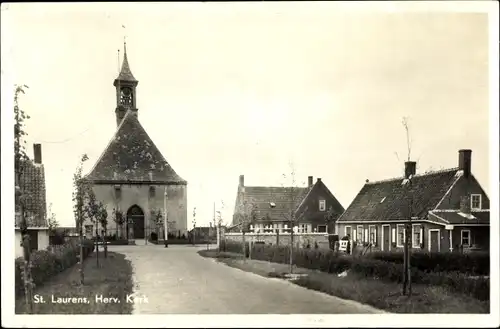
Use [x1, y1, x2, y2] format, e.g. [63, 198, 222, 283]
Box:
[308, 176, 313, 187]
[239, 175, 244, 187]
[33, 144, 42, 164]
[460, 195, 471, 214]
[458, 149, 472, 178]
[317, 178, 322, 182]
[404, 161, 416, 179]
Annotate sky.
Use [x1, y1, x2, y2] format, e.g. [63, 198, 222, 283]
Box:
[1, 2, 493, 229]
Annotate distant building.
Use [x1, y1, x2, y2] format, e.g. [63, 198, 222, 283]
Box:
[336, 149, 490, 253]
[84, 43, 188, 241]
[230, 175, 344, 234]
[15, 144, 50, 257]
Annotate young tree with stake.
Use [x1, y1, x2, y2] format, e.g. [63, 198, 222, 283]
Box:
[401, 116, 414, 296]
[85, 187, 101, 267]
[113, 208, 125, 239]
[281, 162, 303, 274]
[14, 84, 35, 313]
[237, 198, 258, 261]
[72, 153, 89, 285]
[98, 203, 109, 258]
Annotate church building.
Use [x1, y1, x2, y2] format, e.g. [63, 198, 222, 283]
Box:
[84, 43, 188, 241]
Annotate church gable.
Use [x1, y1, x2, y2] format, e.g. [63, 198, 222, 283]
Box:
[85, 111, 186, 184]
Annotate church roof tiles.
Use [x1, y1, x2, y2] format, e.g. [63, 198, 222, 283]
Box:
[85, 111, 186, 184]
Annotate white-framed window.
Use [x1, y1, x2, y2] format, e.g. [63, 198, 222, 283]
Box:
[461, 229, 471, 247]
[317, 225, 327, 233]
[397, 224, 406, 248]
[357, 225, 363, 243]
[114, 184, 122, 199]
[299, 224, 308, 233]
[412, 224, 423, 248]
[471, 194, 482, 210]
[149, 185, 156, 198]
[369, 225, 377, 244]
[345, 226, 352, 238]
[319, 200, 326, 211]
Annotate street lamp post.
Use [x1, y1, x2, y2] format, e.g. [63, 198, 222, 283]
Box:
[192, 207, 197, 246]
[164, 187, 168, 248]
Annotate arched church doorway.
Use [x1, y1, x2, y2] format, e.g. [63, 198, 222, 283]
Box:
[127, 205, 145, 239]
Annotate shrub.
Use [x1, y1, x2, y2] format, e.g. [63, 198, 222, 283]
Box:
[223, 240, 489, 300]
[15, 239, 95, 299]
[150, 232, 158, 241]
[49, 232, 66, 246]
[366, 250, 490, 275]
[108, 239, 129, 245]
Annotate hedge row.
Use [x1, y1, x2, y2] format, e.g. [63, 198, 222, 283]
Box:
[15, 239, 95, 299]
[222, 241, 489, 301]
[365, 250, 489, 275]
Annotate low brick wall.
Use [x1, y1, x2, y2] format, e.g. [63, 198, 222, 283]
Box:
[224, 232, 331, 250]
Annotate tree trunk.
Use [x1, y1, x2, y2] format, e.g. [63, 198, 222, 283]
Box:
[95, 222, 99, 267]
[78, 201, 84, 285]
[19, 202, 34, 314]
[290, 227, 294, 274]
[402, 225, 409, 295]
[242, 231, 246, 262]
[103, 227, 108, 258]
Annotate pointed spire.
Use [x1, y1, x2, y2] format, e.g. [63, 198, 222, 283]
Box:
[117, 41, 137, 82]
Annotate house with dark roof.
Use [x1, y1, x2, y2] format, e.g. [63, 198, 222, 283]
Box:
[336, 149, 490, 253]
[15, 144, 50, 257]
[231, 175, 345, 234]
[83, 42, 188, 241]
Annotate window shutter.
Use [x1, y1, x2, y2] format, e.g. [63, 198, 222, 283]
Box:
[419, 227, 423, 244]
[353, 229, 357, 240]
[364, 229, 368, 243]
[391, 228, 396, 243]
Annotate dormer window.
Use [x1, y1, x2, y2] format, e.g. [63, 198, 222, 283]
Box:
[471, 194, 482, 210]
[319, 200, 326, 211]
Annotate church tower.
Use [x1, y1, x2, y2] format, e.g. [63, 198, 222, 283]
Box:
[84, 42, 188, 243]
[114, 42, 139, 126]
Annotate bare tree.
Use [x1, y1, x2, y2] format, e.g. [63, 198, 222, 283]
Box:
[47, 203, 59, 235]
[85, 188, 101, 267]
[72, 153, 89, 285]
[235, 197, 258, 261]
[14, 84, 34, 313]
[401, 116, 413, 296]
[98, 203, 108, 258]
[112, 208, 125, 239]
[281, 161, 304, 274]
[215, 200, 225, 253]
[151, 209, 163, 242]
[402, 117, 412, 161]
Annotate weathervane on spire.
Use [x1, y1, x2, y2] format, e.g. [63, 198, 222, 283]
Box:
[122, 24, 127, 46]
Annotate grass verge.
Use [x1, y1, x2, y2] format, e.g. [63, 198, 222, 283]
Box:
[15, 252, 134, 314]
[198, 249, 489, 314]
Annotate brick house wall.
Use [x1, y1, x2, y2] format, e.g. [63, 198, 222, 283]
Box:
[84, 183, 187, 238]
[437, 175, 490, 210]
